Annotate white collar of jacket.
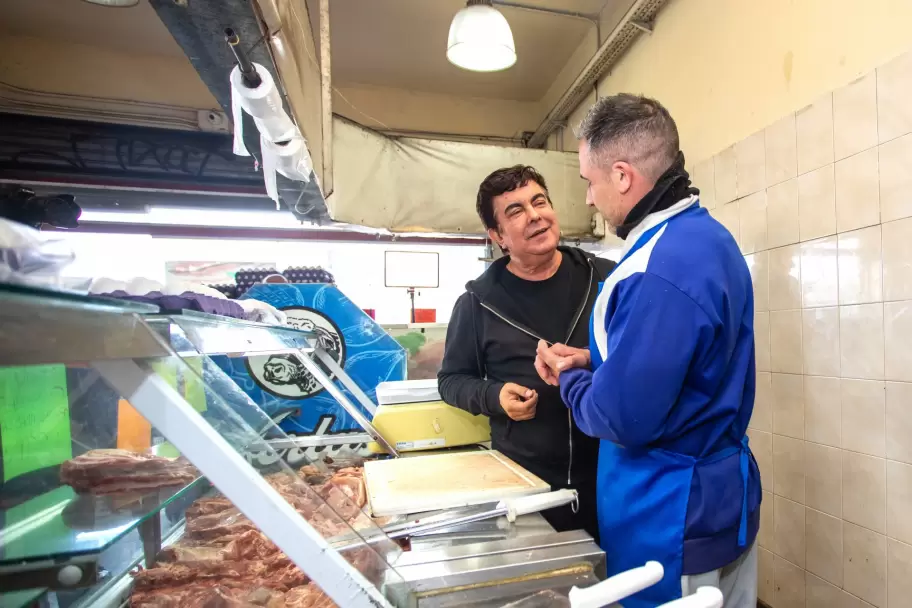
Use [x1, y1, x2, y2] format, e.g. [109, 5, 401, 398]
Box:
[618, 194, 700, 256]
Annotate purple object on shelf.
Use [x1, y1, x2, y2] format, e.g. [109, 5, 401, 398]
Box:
[100, 290, 246, 319]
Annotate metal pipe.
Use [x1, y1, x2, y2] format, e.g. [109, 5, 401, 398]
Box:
[490, 0, 599, 23]
[319, 0, 334, 196]
[225, 28, 261, 89]
[526, 0, 669, 148]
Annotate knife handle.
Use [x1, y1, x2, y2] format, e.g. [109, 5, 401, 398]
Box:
[498, 489, 578, 522]
[568, 561, 664, 608]
[658, 587, 723, 608]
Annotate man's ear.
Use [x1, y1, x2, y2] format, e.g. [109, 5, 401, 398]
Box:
[487, 227, 507, 253]
[614, 161, 634, 195]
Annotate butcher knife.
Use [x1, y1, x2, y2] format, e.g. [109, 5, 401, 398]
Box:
[332, 489, 578, 552]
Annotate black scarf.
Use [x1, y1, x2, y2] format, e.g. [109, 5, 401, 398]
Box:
[614, 151, 699, 240]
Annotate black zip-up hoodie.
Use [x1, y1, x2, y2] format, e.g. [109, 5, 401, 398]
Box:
[438, 247, 615, 536]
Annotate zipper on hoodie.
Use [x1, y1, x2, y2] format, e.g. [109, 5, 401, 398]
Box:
[563, 260, 594, 486]
[478, 259, 596, 488]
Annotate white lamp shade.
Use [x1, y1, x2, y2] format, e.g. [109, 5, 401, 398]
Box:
[446, 4, 517, 72]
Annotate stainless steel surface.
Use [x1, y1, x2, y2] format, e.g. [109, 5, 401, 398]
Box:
[266, 432, 374, 450]
[390, 529, 605, 596]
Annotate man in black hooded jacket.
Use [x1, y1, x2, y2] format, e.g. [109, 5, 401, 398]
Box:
[438, 165, 615, 540]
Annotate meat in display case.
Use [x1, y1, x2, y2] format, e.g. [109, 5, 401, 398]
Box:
[0, 284, 611, 608]
[0, 284, 404, 608]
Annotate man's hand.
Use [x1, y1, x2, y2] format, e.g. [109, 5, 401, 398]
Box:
[499, 383, 538, 421]
[535, 340, 591, 386]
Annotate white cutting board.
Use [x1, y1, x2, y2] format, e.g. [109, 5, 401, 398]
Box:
[364, 450, 550, 517]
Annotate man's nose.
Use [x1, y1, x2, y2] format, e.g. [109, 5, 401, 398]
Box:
[527, 206, 541, 221]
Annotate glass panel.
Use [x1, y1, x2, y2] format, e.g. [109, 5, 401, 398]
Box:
[0, 363, 209, 566]
[0, 285, 167, 366]
[167, 311, 315, 356]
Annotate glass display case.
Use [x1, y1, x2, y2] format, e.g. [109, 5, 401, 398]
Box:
[0, 285, 405, 608]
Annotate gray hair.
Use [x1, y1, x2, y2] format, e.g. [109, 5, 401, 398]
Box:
[576, 93, 679, 183]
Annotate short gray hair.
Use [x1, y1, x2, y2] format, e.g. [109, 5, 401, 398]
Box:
[576, 93, 679, 182]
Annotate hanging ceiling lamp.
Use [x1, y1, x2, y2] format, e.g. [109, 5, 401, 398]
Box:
[447, 0, 516, 72]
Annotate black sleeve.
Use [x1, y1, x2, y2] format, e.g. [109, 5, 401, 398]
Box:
[437, 292, 505, 417]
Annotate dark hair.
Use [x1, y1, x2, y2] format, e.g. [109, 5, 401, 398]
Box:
[576, 93, 679, 181]
[476, 165, 549, 231]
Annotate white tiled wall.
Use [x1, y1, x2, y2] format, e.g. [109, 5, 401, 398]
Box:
[693, 49, 912, 608]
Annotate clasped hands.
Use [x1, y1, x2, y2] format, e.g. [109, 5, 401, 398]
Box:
[534, 340, 591, 386]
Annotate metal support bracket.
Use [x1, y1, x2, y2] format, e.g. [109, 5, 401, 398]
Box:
[629, 19, 654, 34]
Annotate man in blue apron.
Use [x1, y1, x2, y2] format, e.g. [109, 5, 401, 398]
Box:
[535, 94, 761, 607]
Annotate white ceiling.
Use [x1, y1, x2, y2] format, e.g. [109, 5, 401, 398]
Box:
[308, 0, 609, 101]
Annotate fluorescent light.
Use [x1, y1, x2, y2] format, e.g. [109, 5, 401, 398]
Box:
[447, 1, 516, 72]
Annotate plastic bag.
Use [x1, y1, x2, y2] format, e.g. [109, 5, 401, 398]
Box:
[0, 217, 85, 290]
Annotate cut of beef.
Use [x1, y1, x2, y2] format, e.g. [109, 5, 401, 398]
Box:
[61, 449, 197, 494]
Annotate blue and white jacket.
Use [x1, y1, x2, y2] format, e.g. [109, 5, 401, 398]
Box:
[559, 196, 762, 575]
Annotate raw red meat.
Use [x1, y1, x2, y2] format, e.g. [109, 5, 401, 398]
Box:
[61, 449, 197, 494]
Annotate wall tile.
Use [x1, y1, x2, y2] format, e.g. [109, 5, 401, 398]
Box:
[806, 573, 874, 608]
[888, 539, 912, 608]
[748, 429, 773, 488]
[878, 133, 912, 222]
[834, 72, 879, 161]
[843, 522, 887, 608]
[838, 226, 883, 306]
[747, 250, 770, 313]
[803, 307, 841, 376]
[769, 244, 803, 310]
[877, 50, 912, 143]
[887, 460, 912, 546]
[694, 158, 716, 210]
[771, 310, 804, 374]
[773, 373, 806, 439]
[797, 94, 836, 175]
[775, 554, 807, 608]
[739, 190, 768, 254]
[806, 441, 843, 517]
[773, 434, 806, 502]
[737, 130, 767, 196]
[841, 379, 887, 457]
[882, 217, 912, 301]
[840, 304, 886, 381]
[806, 572, 840, 608]
[884, 301, 912, 382]
[714, 202, 740, 247]
[805, 375, 842, 448]
[714, 146, 738, 204]
[760, 489, 775, 550]
[767, 178, 800, 249]
[759, 546, 776, 604]
[801, 236, 840, 308]
[835, 149, 881, 233]
[766, 114, 798, 187]
[799, 164, 838, 241]
[886, 382, 912, 465]
[807, 508, 844, 586]
[754, 370, 773, 431]
[775, 495, 806, 567]
[842, 451, 887, 533]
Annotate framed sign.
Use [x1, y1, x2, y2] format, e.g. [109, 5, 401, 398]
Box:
[384, 251, 439, 289]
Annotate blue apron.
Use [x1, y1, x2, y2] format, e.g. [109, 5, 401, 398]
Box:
[589, 220, 751, 607]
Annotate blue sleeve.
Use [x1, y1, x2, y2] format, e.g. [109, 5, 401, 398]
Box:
[560, 272, 713, 447]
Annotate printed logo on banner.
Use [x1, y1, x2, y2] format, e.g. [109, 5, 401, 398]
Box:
[245, 306, 346, 399]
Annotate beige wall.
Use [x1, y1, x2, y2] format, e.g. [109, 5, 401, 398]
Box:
[689, 49, 912, 608]
[333, 83, 541, 140]
[589, 0, 912, 167]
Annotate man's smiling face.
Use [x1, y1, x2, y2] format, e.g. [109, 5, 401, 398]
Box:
[488, 181, 561, 257]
